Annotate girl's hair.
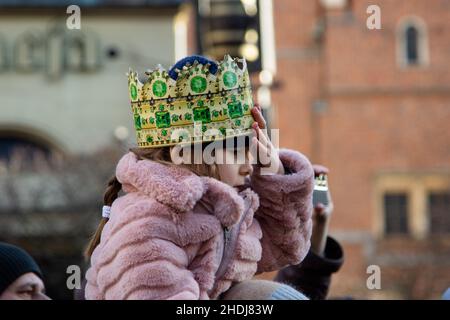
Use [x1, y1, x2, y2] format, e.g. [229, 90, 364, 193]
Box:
[84, 176, 122, 259]
[84, 145, 223, 259]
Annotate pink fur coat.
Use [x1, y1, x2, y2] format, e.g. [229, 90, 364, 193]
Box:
[85, 149, 313, 300]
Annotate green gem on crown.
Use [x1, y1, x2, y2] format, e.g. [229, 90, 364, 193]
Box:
[193, 106, 211, 123]
[156, 111, 171, 128]
[134, 114, 142, 130]
[228, 101, 243, 119]
[153, 80, 167, 97]
[223, 71, 237, 88]
[219, 127, 226, 135]
[130, 84, 138, 100]
[190, 76, 207, 93]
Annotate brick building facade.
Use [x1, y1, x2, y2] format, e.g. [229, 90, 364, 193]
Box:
[263, 0, 450, 299]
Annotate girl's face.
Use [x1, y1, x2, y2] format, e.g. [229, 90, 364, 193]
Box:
[216, 148, 253, 190]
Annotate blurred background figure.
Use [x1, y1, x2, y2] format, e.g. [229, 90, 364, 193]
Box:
[0, 0, 449, 299]
[0, 242, 50, 300]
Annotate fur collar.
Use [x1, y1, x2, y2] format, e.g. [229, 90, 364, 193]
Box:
[116, 152, 260, 227]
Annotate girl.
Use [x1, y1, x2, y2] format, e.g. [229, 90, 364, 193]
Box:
[84, 56, 314, 300]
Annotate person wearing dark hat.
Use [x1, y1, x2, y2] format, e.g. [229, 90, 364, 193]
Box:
[0, 242, 50, 300]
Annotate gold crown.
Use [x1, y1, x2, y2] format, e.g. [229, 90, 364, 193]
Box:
[127, 55, 254, 148]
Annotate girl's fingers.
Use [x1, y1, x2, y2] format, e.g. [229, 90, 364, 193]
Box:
[312, 164, 329, 176]
[254, 106, 269, 137]
[251, 122, 259, 139]
[251, 105, 267, 129]
[251, 108, 263, 128]
[314, 203, 326, 212]
[256, 125, 270, 148]
[252, 137, 271, 167]
[251, 107, 270, 147]
[252, 122, 271, 151]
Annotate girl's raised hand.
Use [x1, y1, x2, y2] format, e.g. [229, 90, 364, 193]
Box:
[250, 104, 284, 175]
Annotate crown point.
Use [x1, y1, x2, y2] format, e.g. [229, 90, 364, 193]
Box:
[127, 67, 133, 77]
[202, 63, 210, 74]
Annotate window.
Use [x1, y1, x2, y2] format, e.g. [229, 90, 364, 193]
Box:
[397, 17, 429, 67]
[405, 26, 418, 65]
[429, 192, 450, 234]
[0, 135, 51, 164]
[376, 174, 450, 239]
[384, 193, 409, 235]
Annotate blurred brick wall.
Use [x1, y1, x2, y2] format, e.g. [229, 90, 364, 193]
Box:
[212, 0, 450, 299]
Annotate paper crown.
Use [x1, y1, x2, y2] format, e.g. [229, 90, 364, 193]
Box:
[127, 55, 255, 148]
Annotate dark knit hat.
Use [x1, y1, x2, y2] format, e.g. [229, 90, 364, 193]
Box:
[0, 242, 43, 295]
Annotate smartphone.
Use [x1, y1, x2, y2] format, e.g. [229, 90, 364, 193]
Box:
[312, 173, 329, 207]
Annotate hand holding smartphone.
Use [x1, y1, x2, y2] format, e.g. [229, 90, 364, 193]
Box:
[311, 165, 333, 256]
